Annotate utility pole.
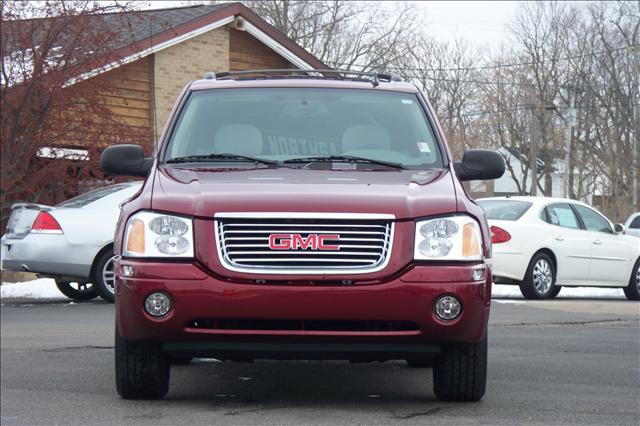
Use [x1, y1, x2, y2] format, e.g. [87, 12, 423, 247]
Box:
[633, 44, 639, 212]
[563, 87, 577, 199]
[529, 105, 538, 196]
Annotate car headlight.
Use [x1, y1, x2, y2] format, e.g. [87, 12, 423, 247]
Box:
[414, 216, 482, 261]
[123, 211, 194, 258]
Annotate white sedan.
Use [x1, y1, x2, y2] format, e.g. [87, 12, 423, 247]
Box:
[1, 182, 142, 302]
[476, 196, 640, 300]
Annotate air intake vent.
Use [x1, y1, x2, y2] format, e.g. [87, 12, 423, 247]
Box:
[188, 318, 418, 332]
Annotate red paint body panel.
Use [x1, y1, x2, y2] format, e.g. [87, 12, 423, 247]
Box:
[116, 261, 490, 345]
[152, 167, 458, 220]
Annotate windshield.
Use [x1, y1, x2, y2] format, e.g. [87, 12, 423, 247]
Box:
[477, 200, 533, 221]
[164, 88, 443, 168]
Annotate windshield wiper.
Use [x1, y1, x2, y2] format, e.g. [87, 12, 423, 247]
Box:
[283, 155, 404, 169]
[166, 153, 277, 166]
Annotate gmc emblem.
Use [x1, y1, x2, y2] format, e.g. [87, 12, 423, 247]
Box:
[268, 233, 340, 251]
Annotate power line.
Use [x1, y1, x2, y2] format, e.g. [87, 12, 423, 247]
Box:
[442, 102, 640, 119]
[335, 45, 637, 73]
[397, 73, 624, 89]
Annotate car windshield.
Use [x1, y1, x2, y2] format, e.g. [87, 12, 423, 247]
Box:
[164, 88, 443, 169]
[477, 200, 533, 221]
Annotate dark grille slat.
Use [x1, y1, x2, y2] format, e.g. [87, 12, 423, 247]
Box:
[227, 251, 382, 256]
[222, 230, 386, 235]
[233, 258, 376, 263]
[215, 216, 393, 273]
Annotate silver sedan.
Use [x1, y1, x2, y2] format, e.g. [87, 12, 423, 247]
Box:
[1, 182, 142, 302]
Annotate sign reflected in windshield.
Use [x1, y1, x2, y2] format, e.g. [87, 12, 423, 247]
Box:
[265, 133, 339, 156]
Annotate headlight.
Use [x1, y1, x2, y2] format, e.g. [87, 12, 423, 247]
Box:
[414, 216, 482, 261]
[123, 211, 194, 258]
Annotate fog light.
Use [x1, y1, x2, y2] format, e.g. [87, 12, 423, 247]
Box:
[144, 292, 171, 317]
[435, 296, 461, 320]
[121, 265, 134, 277]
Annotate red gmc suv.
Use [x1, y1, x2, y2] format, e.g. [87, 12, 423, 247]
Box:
[100, 70, 504, 402]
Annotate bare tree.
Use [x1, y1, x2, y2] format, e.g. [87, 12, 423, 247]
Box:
[476, 62, 536, 195]
[1, 0, 148, 227]
[558, 1, 639, 219]
[242, 1, 420, 71]
[398, 37, 483, 158]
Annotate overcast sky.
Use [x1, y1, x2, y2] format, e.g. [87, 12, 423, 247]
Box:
[142, 1, 601, 52]
[144, 0, 521, 49]
[414, 1, 520, 46]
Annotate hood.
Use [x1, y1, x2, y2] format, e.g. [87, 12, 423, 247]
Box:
[152, 166, 458, 220]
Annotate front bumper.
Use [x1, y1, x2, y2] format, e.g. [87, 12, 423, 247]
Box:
[1, 234, 93, 279]
[116, 260, 491, 360]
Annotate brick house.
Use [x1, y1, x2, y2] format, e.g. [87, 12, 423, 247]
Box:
[78, 2, 327, 146]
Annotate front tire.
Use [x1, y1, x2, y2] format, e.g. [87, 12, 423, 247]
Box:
[549, 285, 562, 298]
[93, 251, 116, 303]
[55, 280, 98, 301]
[433, 337, 487, 402]
[115, 328, 170, 399]
[623, 259, 640, 301]
[519, 253, 558, 299]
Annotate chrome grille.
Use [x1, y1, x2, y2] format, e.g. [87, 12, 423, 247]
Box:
[214, 213, 394, 274]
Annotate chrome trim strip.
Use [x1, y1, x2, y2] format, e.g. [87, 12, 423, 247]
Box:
[215, 212, 396, 220]
[30, 229, 63, 234]
[223, 223, 387, 228]
[590, 256, 628, 262]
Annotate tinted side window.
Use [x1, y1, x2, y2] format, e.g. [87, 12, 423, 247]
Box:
[630, 216, 640, 229]
[546, 204, 580, 229]
[540, 208, 549, 223]
[573, 205, 612, 234]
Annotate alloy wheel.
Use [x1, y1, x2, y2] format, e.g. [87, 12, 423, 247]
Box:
[636, 264, 640, 292]
[532, 259, 553, 295]
[102, 255, 116, 295]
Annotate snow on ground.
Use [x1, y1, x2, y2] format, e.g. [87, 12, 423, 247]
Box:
[0, 279, 628, 300]
[491, 284, 626, 299]
[1, 278, 64, 299]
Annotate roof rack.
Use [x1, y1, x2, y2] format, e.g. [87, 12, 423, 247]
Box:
[207, 69, 403, 87]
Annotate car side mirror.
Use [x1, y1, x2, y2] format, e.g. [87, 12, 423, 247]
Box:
[100, 144, 152, 177]
[614, 223, 625, 234]
[453, 149, 505, 181]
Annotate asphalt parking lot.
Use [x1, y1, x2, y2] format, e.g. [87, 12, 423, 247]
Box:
[1, 297, 638, 426]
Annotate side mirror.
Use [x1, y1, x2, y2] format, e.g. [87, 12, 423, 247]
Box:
[453, 149, 505, 182]
[100, 144, 152, 177]
[614, 223, 625, 234]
